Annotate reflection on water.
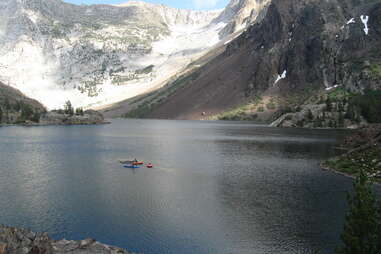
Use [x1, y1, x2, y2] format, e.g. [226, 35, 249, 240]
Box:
[0, 120, 375, 254]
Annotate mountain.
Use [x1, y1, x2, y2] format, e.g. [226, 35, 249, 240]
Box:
[0, 0, 264, 110]
[123, 0, 381, 126]
[0, 81, 46, 124]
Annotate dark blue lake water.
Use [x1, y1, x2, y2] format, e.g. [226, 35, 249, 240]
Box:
[0, 119, 377, 253]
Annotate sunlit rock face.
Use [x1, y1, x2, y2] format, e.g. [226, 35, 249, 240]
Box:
[0, 0, 265, 109]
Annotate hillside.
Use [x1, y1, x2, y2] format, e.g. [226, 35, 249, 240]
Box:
[122, 0, 381, 126]
[0, 81, 46, 124]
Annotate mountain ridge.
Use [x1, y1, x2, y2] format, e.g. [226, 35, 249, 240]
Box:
[122, 0, 381, 127]
[0, 0, 264, 110]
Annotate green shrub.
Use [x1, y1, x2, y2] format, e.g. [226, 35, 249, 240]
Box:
[336, 171, 381, 254]
[370, 64, 381, 80]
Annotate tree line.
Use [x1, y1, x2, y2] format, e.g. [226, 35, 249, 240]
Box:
[0, 99, 42, 123]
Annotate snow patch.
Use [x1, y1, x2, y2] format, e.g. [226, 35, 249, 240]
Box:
[360, 15, 369, 35]
[346, 18, 355, 25]
[274, 70, 287, 85]
[325, 85, 340, 91]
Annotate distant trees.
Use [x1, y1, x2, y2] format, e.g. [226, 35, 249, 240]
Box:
[20, 103, 33, 120]
[58, 101, 84, 116]
[349, 90, 381, 123]
[75, 107, 84, 116]
[336, 171, 381, 254]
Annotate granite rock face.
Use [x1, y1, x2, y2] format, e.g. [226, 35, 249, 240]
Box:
[0, 0, 266, 110]
[0, 226, 131, 254]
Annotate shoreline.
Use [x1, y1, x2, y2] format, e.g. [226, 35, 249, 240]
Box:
[0, 121, 111, 128]
[0, 225, 132, 254]
[320, 161, 381, 187]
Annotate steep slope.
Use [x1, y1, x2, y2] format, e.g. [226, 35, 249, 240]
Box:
[133, 0, 381, 123]
[0, 81, 46, 124]
[0, 0, 263, 110]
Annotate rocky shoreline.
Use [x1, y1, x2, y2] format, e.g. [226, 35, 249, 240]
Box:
[0, 226, 132, 254]
[0, 110, 109, 127]
[322, 125, 381, 184]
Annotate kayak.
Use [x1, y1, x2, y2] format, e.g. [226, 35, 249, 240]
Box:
[146, 163, 153, 168]
[119, 160, 144, 165]
[119, 160, 134, 164]
[124, 165, 140, 169]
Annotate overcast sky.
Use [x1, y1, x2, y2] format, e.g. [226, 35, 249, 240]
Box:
[62, 0, 230, 10]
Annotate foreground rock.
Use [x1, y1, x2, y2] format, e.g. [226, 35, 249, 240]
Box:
[322, 125, 381, 183]
[0, 226, 131, 254]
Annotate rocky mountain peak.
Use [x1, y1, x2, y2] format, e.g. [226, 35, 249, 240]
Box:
[214, 0, 271, 37]
[0, 0, 270, 110]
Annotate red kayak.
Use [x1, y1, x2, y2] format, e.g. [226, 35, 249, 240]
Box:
[132, 161, 144, 165]
[146, 163, 153, 168]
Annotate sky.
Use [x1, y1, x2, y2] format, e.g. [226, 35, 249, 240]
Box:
[62, 0, 230, 10]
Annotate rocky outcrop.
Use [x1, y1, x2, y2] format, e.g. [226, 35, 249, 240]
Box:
[39, 110, 106, 125]
[270, 101, 366, 129]
[0, 226, 131, 254]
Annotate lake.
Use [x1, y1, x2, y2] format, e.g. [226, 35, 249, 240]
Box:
[0, 119, 377, 253]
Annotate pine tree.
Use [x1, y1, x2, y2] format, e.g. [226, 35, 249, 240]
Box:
[75, 107, 84, 116]
[338, 112, 344, 128]
[307, 109, 314, 120]
[20, 103, 34, 120]
[4, 98, 11, 110]
[345, 104, 355, 120]
[336, 171, 381, 254]
[326, 97, 333, 112]
[64, 101, 74, 116]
